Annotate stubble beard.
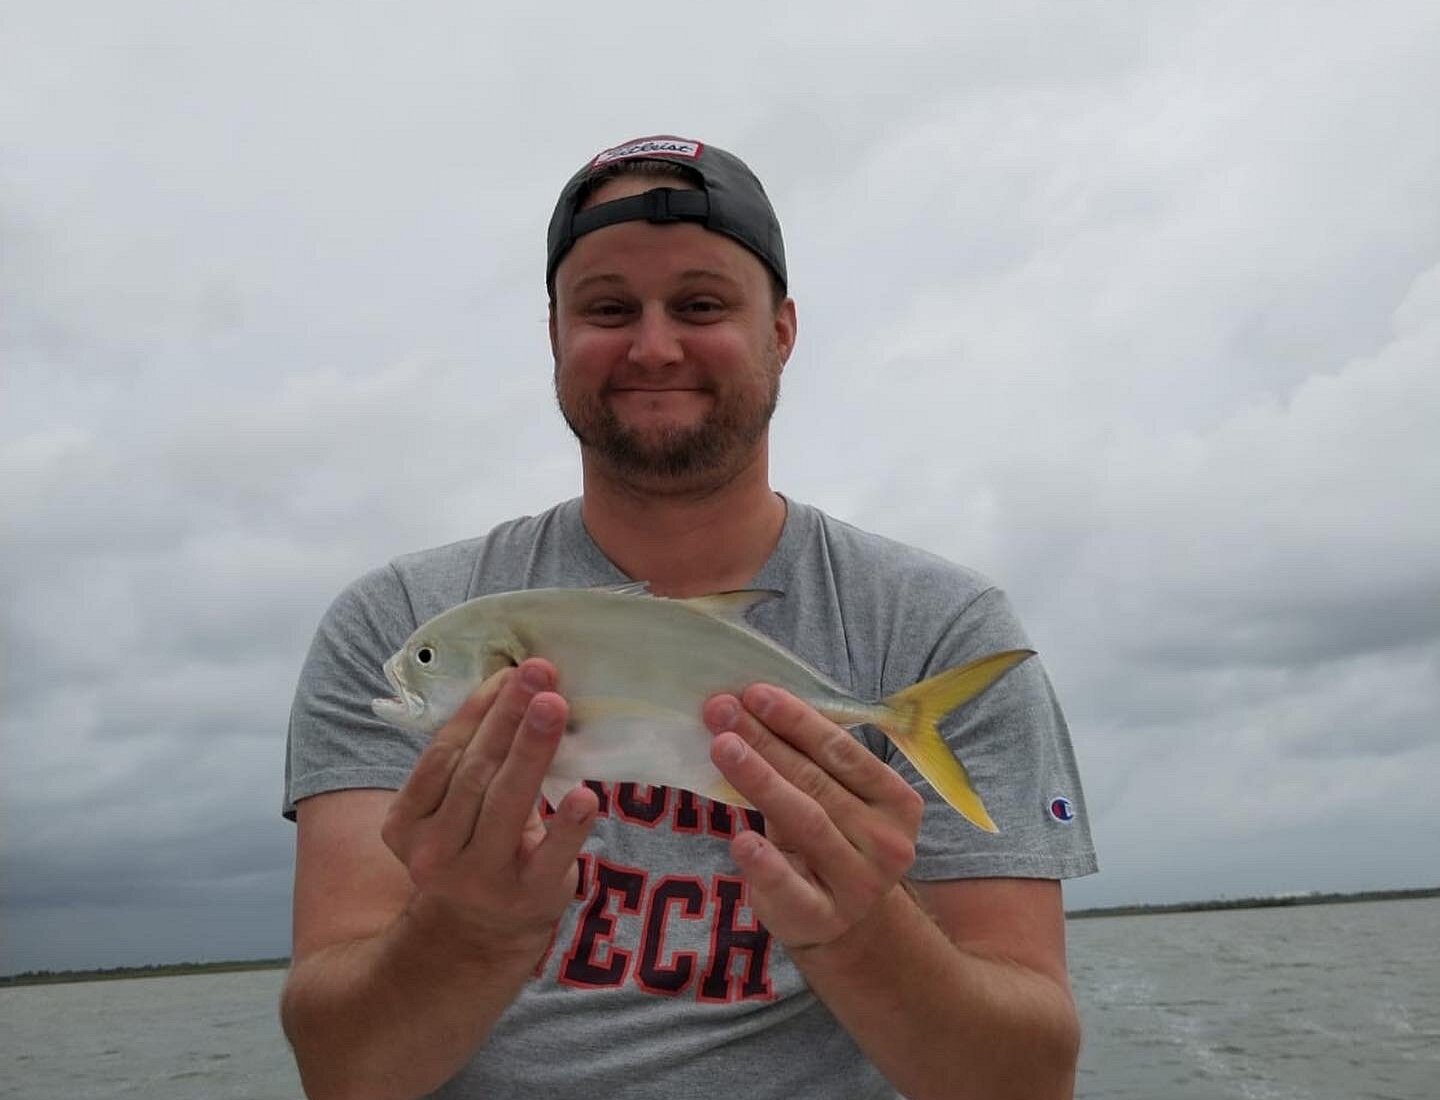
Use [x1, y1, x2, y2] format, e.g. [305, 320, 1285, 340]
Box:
[555, 355, 782, 491]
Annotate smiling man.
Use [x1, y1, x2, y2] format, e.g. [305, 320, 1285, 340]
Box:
[281, 135, 1097, 1100]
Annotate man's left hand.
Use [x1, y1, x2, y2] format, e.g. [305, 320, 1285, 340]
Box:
[702, 686, 924, 953]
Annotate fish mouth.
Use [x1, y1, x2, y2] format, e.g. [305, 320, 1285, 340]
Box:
[371, 654, 426, 727]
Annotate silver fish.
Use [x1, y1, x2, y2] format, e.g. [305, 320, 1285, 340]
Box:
[373, 584, 1033, 832]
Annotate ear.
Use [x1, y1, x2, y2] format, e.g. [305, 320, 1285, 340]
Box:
[773, 297, 798, 369]
[548, 301, 559, 362]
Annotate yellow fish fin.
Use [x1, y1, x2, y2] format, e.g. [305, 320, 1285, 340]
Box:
[677, 589, 783, 625]
[876, 649, 1036, 834]
[704, 777, 756, 809]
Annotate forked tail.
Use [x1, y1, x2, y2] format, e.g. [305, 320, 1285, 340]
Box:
[877, 649, 1036, 833]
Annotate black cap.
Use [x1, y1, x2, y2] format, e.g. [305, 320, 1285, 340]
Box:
[546, 135, 787, 295]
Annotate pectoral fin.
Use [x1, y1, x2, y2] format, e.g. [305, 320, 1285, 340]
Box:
[481, 628, 529, 676]
[678, 589, 783, 624]
[704, 775, 756, 809]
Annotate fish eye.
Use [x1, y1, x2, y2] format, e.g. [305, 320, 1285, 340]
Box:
[415, 644, 436, 666]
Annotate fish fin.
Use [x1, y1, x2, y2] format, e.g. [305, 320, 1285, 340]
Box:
[473, 628, 528, 673]
[540, 776, 579, 814]
[590, 581, 652, 596]
[704, 777, 756, 809]
[677, 589, 784, 624]
[876, 649, 1036, 834]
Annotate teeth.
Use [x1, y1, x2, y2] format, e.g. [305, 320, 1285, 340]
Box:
[381, 656, 423, 715]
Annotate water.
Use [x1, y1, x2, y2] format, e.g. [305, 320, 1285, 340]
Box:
[1069, 898, 1440, 1100]
[2, 898, 1436, 1099]
[0, 969, 301, 1099]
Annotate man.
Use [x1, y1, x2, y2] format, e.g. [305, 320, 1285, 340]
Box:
[281, 135, 1097, 1100]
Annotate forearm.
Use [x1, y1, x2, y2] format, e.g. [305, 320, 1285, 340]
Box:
[281, 894, 546, 1100]
[793, 886, 1080, 1100]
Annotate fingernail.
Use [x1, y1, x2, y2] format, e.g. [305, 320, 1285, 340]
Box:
[712, 699, 739, 729]
[747, 685, 775, 719]
[716, 736, 745, 765]
[521, 664, 550, 692]
[734, 831, 764, 861]
[529, 700, 561, 734]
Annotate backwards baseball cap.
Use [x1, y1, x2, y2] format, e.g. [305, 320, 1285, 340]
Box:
[546, 135, 787, 295]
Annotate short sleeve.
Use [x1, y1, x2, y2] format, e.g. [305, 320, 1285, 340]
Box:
[896, 587, 1098, 881]
[282, 565, 428, 819]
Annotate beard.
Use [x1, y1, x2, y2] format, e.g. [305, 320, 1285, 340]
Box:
[555, 357, 781, 488]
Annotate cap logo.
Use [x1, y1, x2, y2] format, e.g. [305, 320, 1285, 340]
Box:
[591, 136, 703, 167]
[1048, 797, 1075, 823]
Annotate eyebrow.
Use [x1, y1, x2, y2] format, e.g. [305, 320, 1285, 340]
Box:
[569, 273, 628, 295]
[568, 268, 745, 297]
[677, 268, 743, 289]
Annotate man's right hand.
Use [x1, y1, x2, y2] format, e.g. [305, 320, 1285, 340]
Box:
[379, 658, 600, 960]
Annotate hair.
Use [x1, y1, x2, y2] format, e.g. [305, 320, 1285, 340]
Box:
[565, 160, 787, 309]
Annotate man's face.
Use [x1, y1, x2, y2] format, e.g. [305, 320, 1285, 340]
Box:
[549, 174, 797, 495]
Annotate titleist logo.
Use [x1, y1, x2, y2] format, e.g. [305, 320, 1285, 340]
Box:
[592, 136, 703, 166]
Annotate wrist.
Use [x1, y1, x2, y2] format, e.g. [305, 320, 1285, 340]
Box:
[401, 892, 555, 972]
[789, 883, 919, 973]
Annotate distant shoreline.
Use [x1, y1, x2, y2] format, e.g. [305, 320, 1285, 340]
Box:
[4, 887, 1437, 986]
[1064, 885, 1440, 920]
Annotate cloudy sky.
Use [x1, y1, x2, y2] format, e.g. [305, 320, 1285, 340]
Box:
[3, 0, 1437, 974]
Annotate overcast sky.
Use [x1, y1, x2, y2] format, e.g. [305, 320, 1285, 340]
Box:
[3, 0, 1437, 974]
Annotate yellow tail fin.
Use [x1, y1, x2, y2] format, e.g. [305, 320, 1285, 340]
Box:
[878, 649, 1035, 834]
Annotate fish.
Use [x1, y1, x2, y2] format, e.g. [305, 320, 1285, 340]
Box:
[372, 584, 1034, 833]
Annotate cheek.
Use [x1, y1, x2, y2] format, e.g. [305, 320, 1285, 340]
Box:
[558, 327, 625, 372]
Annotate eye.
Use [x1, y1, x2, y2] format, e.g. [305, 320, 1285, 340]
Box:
[584, 299, 632, 324]
[415, 644, 436, 666]
[677, 297, 727, 322]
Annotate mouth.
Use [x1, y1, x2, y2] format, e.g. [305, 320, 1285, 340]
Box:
[371, 654, 425, 726]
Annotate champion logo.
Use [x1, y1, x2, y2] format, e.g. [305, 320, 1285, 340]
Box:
[592, 136, 703, 167]
[1048, 797, 1076, 823]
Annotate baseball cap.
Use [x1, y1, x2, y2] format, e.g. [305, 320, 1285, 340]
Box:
[546, 135, 787, 295]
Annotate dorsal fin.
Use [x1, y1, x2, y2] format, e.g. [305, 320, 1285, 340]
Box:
[590, 581, 651, 596]
[677, 589, 783, 624]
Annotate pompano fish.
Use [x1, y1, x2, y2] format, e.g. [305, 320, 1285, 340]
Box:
[372, 584, 1033, 833]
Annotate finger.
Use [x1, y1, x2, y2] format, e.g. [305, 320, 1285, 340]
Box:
[705, 691, 872, 821]
[521, 784, 600, 895]
[473, 691, 571, 853]
[728, 830, 829, 941]
[429, 661, 554, 843]
[745, 685, 916, 808]
[388, 671, 509, 826]
[463, 659, 557, 772]
[710, 731, 868, 880]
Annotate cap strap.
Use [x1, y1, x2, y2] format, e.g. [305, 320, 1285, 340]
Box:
[569, 188, 711, 240]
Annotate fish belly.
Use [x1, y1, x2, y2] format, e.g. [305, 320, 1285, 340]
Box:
[507, 590, 868, 802]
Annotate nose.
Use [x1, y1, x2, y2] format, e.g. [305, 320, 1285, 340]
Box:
[627, 306, 683, 371]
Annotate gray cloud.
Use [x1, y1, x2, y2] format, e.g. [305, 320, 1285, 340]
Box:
[3, 0, 1438, 972]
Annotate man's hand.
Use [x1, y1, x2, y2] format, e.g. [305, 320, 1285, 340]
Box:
[702, 685, 924, 953]
[379, 658, 599, 958]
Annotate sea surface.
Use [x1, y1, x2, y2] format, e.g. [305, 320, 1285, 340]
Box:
[2, 897, 1436, 1099]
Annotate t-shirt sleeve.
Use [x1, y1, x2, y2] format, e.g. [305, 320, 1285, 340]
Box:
[282, 564, 429, 819]
[893, 586, 1098, 882]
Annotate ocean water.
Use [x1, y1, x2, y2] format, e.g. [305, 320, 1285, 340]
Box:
[2, 898, 1436, 1099]
[1069, 897, 1439, 1100]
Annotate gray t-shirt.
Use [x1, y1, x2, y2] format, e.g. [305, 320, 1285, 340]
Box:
[285, 497, 1096, 1098]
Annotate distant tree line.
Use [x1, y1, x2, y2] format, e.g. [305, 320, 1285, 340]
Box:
[0, 957, 290, 987]
[1065, 886, 1439, 920]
